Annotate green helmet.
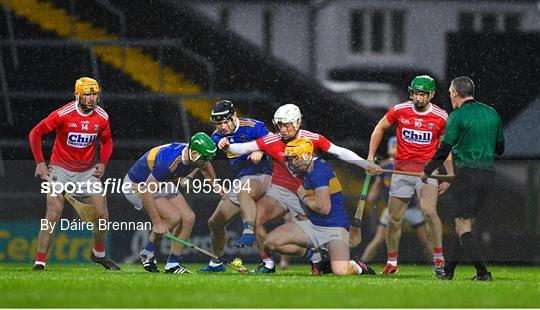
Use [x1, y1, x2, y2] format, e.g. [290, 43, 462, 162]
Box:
[188, 132, 217, 161]
[409, 75, 435, 94]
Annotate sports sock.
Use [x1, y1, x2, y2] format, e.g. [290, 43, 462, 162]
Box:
[242, 221, 255, 235]
[209, 258, 222, 266]
[166, 254, 180, 269]
[459, 232, 488, 275]
[350, 260, 362, 274]
[141, 240, 156, 256]
[387, 251, 398, 266]
[310, 251, 321, 264]
[445, 234, 463, 274]
[262, 255, 275, 269]
[433, 246, 444, 263]
[304, 248, 314, 260]
[93, 243, 105, 258]
[35, 251, 47, 266]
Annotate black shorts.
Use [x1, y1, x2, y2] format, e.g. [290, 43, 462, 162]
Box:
[451, 167, 496, 219]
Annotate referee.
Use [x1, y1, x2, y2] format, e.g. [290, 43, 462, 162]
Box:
[421, 76, 505, 281]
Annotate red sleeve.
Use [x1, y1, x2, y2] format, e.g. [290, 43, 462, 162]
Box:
[439, 119, 446, 139]
[99, 121, 113, 165]
[29, 119, 53, 163]
[255, 136, 268, 152]
[385, 107, 397, 125]
[315, 134, 331, 152]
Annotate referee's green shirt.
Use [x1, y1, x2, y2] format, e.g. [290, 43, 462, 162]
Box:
[442, 100, 504, 171]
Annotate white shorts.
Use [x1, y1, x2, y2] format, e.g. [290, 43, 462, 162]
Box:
[228, 174, 271, 205]
[389, 174, 437, 199]
[265, 183, 304, 216]
[379, 207, 425, 227]
[122, 174, 183, 210]
[49, 165, 101, 197]
[295, 220, 349, 249]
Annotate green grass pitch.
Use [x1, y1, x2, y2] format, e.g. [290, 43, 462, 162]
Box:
[1, 263, 538, 308]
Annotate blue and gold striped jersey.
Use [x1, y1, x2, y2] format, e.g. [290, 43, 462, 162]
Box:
[302, 158, 349, 229]
[127, 143, 190, 183]
[211, 118, 272, 178]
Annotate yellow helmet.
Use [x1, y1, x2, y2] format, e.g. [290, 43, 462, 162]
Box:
[285, 138, 314, 160]
[74, 77, 100, 95]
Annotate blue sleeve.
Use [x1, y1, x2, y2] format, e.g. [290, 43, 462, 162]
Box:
[211, 131, 222, 144]
[254, 121, 270, 138]
[151, 152, 173, 182]
[309, 164, 333, 190]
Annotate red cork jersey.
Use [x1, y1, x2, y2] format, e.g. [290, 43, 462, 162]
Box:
[42, 102, 111, 171]
[385, 101, 448, 172]
[256, 129, 331, 192]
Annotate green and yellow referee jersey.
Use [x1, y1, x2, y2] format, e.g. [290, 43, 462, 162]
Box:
[442, 100, 504, 171]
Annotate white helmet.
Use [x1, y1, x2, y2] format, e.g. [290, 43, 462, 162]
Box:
[273, 104, 302, 129]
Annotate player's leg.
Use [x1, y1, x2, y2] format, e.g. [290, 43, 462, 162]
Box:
[279, 212, 294, 269]
[361, 207, 390, 262]
[328, 239, 373, 276]
[360, 224, 387, 263]
[418, 179, 445, 272]
[34, 193, 65, 270]
[384, 196, 408, 274]
[163, 194, 195, 274]
[413, 224, 433, 263]
[253, 194, 288, 273]
[138, 196, 182, 273]
[81, 193, 120, 270]
[264, 221, 310, 257]
[199, 198, 240, 272]
[235, 174, 271, 247]
[384, 174, 415, 274]
[404, 207, 432, 262]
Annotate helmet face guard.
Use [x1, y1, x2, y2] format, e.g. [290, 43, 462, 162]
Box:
[284, 138, 314, 174]
[211, 100, 236, 134]
[273, 104, 302, 140]
[211, 100, 235, 123]
[75, 77, 101, 110]
[409, 75, 435, 108]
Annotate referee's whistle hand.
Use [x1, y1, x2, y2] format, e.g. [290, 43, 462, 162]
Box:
[420, 172, 429, 184]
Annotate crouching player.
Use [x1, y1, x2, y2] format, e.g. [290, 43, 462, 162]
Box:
[123, 133, 219, 274]
[199, 100, 272, 272]
[264, 138, 375, 276]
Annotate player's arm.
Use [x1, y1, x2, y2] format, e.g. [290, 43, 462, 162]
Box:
[368, 116, 392, 160]
[424, 113, 458, 177]
[298, 185, 331, 215]
[199, 161, 227, 198]
[29, 118, 55, 180]
[218, 139, 260, 155]
[326, 143, 382, 175]
[95, 122, 113, 178]
[247, 122, 271, 163]
[140, 174, 167, 234]
[423, 141, 453, 181]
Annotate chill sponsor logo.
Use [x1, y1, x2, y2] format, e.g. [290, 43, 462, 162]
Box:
[401, 128, 432, 144]
[67, 132, 97, 148]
